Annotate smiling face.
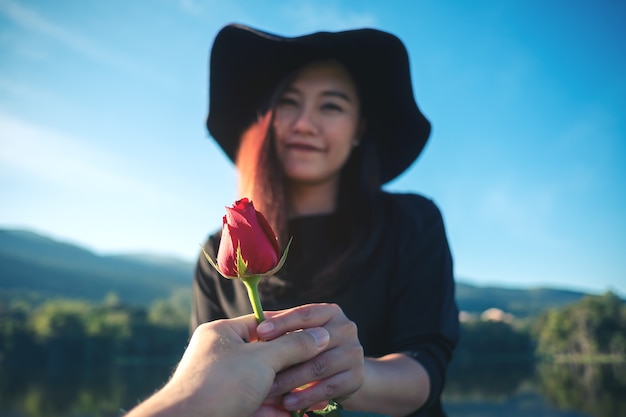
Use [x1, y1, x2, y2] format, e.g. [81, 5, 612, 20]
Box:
[272, 60, 362, 189]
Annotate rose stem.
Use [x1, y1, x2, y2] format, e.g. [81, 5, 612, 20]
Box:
[242, 276, 265, 323]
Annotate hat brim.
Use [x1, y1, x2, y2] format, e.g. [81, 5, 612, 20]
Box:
[207, 23, 431, 184]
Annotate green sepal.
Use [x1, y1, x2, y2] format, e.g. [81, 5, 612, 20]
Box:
[263, 236, 293, 276]
[199, 236, 292, 280]
[199, 244, 239, 280]
[236, 244, 249, 277]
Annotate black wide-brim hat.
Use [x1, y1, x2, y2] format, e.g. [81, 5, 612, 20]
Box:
[207, 23, 431, 184]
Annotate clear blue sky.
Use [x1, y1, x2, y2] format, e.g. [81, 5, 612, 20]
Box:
[1, 0, 624, 296]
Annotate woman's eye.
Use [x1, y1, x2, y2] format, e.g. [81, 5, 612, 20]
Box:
[321, 102, 343, 112]
[277, 96, 298, 107]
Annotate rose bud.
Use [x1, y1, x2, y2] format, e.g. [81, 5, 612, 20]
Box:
[217, 198, 280, 276]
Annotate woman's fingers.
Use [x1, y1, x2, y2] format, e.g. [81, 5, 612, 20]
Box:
[282, 370, 360, 411]
[258, 304, 343, 339]
[270, 342, 364, 395]
[259, 327, 331, 372]
[259, 303, 365, 411]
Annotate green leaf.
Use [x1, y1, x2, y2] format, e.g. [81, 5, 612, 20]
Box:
[305, 401, 390, 417]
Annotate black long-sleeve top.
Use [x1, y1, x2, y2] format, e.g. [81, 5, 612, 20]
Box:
[192, 192, 459, 417]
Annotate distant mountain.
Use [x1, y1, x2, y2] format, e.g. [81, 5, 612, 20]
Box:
[0, 228, 593, 315]
[0, 228, 194, 305]
[455, 281, 587, 318]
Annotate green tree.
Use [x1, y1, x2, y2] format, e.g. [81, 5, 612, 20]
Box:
[534, 291, 626, 360]
[0, 301, 40, 371]
[147, 288, 191, 328]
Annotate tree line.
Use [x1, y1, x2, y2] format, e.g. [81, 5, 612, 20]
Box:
[1, 290, 624, 375]
[0, 290, 624, 417]
[0, 290, 191, 374]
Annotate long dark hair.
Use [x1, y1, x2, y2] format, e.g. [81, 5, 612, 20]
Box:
[235, 64, 385, 299]
[311, 129, 385, 298]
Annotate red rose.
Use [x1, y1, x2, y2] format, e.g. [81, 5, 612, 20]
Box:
[217, 198, 280, 276]
[201, 198, 291, 322]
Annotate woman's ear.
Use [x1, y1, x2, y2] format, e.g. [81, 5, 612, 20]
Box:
[353, 118, 367, 147]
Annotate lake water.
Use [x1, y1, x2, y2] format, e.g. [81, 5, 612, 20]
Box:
[443, 359, 625, 417]
[1, 359, 624, 416]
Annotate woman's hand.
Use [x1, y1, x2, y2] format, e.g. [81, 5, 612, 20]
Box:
[257, 303, 365, 412]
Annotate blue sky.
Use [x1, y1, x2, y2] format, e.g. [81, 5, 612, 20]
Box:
[1, 0, 624, 296]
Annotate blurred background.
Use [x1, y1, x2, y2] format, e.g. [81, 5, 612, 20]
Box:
[1, 1, 625, 416]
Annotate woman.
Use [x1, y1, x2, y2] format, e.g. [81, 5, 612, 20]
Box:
[193, 24, 459, 417]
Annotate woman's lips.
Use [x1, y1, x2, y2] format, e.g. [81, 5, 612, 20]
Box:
[285, 142, 323, 152]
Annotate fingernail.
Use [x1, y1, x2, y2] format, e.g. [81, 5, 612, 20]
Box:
[306, 327, 330, 348]
[257, 321, 275, 334]
[284, 394, 298, 409]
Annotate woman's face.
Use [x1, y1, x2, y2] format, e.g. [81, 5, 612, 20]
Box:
[272, 60, 361, 188]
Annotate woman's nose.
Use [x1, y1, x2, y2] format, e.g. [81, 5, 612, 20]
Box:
[292, 107, 318, 135]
